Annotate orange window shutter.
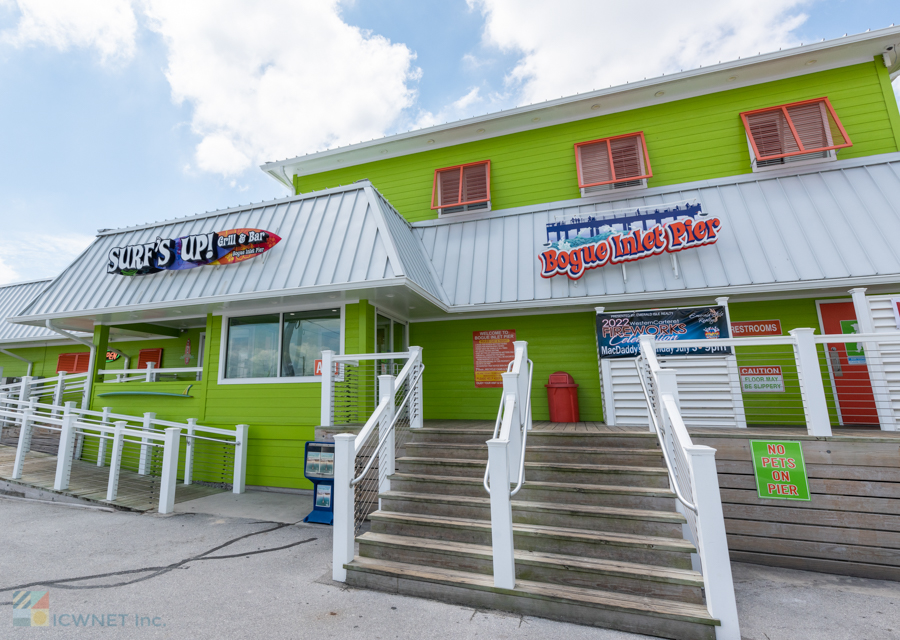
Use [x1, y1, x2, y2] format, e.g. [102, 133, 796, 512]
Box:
[575, 132, 651, 188]
[741, 97, 851, 162]
[57, 353, 78, 373]
[431, 160, 491, 210]
[462, 163, 488, 203]
[138, 348, 163, 369]
[579, 141, 613, 186]
[439, 168, 461, 207]
[609, 135, 645, 180]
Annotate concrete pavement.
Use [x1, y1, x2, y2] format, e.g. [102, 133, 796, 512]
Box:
[1, 492, 898, 639]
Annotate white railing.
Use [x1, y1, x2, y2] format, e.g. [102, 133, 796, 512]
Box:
[332, 347, 424, 581]
[482, 341, 533, 590]
[0, 373, 89, 410]
[98, 362, 204, 383]
[0, 396, 248, 512]
[636, 336, 740, 640]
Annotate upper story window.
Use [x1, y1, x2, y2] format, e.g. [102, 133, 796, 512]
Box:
[575, 132, 652, 197]
[431, 160, 491, 216]
[740, 97, 852, 171]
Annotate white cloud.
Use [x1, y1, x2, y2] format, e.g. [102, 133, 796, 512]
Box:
[142, 0, 420, 176]
[0, 231, 94, 284]
[469, 0, 809, 104]
[411, 86, 488, 130]
[1, 0, 137, 64]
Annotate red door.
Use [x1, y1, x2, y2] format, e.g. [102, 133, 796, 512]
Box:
[818, 301, 878, 425]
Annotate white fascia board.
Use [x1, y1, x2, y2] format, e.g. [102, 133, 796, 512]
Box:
[262, 27, 900, 182]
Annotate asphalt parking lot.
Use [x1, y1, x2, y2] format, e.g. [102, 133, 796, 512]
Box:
[1, 493, 898, 640]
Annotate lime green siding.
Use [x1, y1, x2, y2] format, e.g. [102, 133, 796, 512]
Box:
[0, 343, 89, 379]
[410, 312, 603, 422]
[296, 61, 899, 224]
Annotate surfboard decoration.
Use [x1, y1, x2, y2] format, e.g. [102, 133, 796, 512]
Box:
[107, 228, 281, 276]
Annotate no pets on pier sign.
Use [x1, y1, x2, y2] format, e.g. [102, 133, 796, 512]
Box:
[750, 440, 810, 501]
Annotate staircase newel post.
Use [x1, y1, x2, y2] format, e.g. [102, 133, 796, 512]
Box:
[486, 437, 516, 590]
[378, 375, 395, 498]
[184, 418, 196, 484]
[320, 350, 335, 428]
[332, 433, 356, 582]
[96, 407, 111, 467]
[233, 424, 249, 494]
[684, 444, 741, 640]
[138, 412, 156, 475]
[53, 411, 77, 491]
[18, 376, 31, 404]
[158, 427, 182, 514]
[408, 347, 424, 429]
[501, 373, 522, 483]
[106, 421, 127, 502]
[12, 404, 35, 479]
[68, 401, 85, 460]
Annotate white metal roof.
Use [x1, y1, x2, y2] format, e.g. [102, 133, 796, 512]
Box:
[412, 152, 900, 312]
[14, 183, 448, 327]
[261, 26, 900, 188]
[0, 279, 71, 343]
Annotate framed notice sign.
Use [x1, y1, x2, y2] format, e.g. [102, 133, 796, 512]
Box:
[739, 366, 785, 393]
[750, 440, 810, 500]
[473, 330, 516, 388]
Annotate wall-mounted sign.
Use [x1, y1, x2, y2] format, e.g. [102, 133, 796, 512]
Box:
[107, 228, 281, 277]
[473, 330, 516, 388]
[750, 440, 810, 500]
[105, 351, 121, 363]
[597, 307, 730, 359]
[840, 319, 866, 364]
[740, 366, 785, 393]
[539, 202, 722, 280]
[731, 320, 782, 337]
[313, 359, 341, 376]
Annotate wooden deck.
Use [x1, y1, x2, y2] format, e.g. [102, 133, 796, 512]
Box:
[0, 444, 224, 511]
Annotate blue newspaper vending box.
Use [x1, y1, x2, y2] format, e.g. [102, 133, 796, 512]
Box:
[303, 441, 335, 525]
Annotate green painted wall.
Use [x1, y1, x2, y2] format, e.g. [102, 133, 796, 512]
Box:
[0, 343, 89, 379]
[296, 61, 899, 224]
[410, 312, 603, 422]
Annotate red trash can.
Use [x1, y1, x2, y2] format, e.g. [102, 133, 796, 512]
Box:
[545, 372, 580, 422]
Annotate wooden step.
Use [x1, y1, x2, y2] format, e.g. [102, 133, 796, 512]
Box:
[379, 491, 686, 537]
[357, 532, 705, 603]
[396, 457, 669, 487]
[405, 442, 665, 466]
[389, 472, 678, 510]
[368, 511, 696, 569]
[408, 428, 659, 448]
[344, 557, 717, 640]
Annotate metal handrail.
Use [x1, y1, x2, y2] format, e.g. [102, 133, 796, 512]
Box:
[350, 363, 425, 487]
[634, 358, 698, 514]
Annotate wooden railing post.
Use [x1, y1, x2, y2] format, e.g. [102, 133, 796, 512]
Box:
[408, 347, 424, 429]
[184, 418, 196, 484]
[790, 328, 832, 437]
[501, 373, 522, 483]
[378, 375, 395, 498]
[145, 362, 156, 383]
[486, 436, 516, 589]
[684, 444, 741, 640]
[158, 427, 181, 514]
[332, 433, 356, 582]
[54, 412, 77, 491]
[106, 421, 127, 502]
[138, 412, 156, 475]
[320, 350, 334, 427]
[12, 404, 35, 479]
[96, 407, 111, 467]
[233, 424, 249, 494]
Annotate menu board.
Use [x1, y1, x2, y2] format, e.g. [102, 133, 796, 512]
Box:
[473, 330, 516, 388]
[305, 443, 335, 479]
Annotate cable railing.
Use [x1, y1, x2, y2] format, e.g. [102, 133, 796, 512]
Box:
[97, 362, 203, 383]
[331, 347, 424, 581]
[635, 335, 740, 640]
[0, 396, 249, 511]
[480, 341, 532, 590]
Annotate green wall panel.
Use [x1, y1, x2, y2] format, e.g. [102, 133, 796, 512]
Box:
[296, 61, 898, 224]
[410, 312, 603, 422]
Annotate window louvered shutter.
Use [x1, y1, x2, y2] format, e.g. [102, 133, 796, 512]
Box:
[138, 348, 163, 369]
[576, 133, 649, 188]
[432, 161, 491, 210]
[462, 164, 488, 203]
[787, 102, 833, 149]
[743, 98, 850, 162]
[57, 352, 90, 373]
[438, 167, 462, 206]
[746, 109, 800, 158]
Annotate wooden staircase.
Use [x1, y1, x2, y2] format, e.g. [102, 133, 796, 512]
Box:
[343, 425, 720, 640]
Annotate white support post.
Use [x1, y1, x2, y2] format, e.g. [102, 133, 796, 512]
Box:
[332, 433, 356, 582]
[158, 427, 182, 514]
[106, 421, 126, 502]
[501, 372, 522, 482]
[96, 407, 111, 467]
[18, 375, 32, 403]
[183, 418, 196, 484]
[849, 288, 896, 431]
[684, 445, 741, 640]
[138, 412, 155, 475]
[486, 437, 516, 590]
[790, 328, 833, 437]
[145, 362, 156, 383]
[378, 375, 395, 499]
[11, 405, 35, 479]
[320, 350, 334, 427]
[53, 412, 77, 491]
[233, 424, 249, 494]
[53, 371, 66, 414]
[67, 401, 85, 460]
[513, 342, 531, 431]
[409, 346, 424, 429]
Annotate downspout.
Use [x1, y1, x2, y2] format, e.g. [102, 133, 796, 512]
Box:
[0, 349, 33, 376]
[46, 320, 95, 409]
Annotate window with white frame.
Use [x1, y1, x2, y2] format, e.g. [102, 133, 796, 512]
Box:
[574, 132, 652, 197]
[430, 160, 491, 216]
[224, 309, 341, 380]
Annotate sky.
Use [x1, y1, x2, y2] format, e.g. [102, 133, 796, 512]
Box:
[0, 0, 898, 284]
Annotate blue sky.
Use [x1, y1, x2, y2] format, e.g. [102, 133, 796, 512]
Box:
[0, 0, 897, 283]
